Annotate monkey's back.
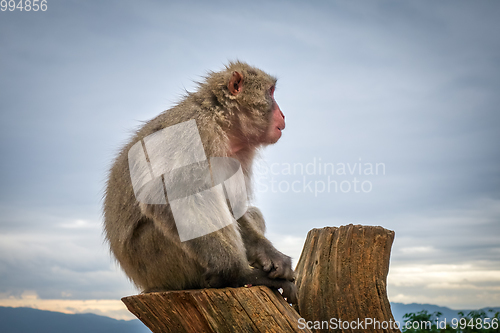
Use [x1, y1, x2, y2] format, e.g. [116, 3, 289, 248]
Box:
[102, 105, 210, 291]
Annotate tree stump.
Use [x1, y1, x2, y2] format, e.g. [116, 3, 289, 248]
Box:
[122, 285, 310, 333]
[122, 224, 399, 332]
[294, 224, 400, 333]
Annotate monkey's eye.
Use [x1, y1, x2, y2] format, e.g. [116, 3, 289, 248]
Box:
[269, 86, 275, 97]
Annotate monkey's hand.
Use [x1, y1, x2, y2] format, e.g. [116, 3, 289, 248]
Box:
[247, 268, 297, 304]
[202, 260, 297, 304]
[238, 207, 295, 282]
[250, 247, 295, 282]
[279, 280, 298, 305]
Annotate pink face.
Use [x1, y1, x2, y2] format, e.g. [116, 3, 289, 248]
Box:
[265, 86, 286, 144]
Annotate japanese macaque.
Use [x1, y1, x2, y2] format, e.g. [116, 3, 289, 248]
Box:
[103, 61, 296, 303]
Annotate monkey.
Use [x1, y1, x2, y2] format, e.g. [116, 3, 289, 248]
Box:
[103, 61, 296, 304]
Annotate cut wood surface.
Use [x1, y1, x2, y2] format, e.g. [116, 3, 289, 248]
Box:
[122, 285, 311, 333]
[294, 224, 400, 333]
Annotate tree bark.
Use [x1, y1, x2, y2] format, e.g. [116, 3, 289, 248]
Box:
[122, 285, 310, 333]
[294, 224, 400, 333]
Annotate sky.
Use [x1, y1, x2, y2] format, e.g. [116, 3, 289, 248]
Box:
[0, 0, 499, 321]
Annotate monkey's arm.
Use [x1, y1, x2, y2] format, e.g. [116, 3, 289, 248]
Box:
[237, 207, 295, 282]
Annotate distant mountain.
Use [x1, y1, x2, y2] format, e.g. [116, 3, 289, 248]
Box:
[390, 302, 500, 325]
[0, 306, 150, 333]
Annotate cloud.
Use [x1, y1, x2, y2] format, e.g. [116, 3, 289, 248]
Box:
[0, 291, 134, 320]
[389, 263, 500, 309]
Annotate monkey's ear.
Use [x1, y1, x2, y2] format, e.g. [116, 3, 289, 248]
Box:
[228, 71, 243, 95]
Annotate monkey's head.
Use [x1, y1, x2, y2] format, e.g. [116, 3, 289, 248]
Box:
[207, 61, 286, 153]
